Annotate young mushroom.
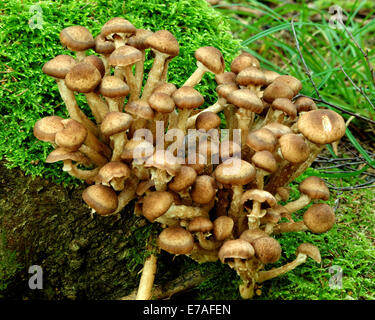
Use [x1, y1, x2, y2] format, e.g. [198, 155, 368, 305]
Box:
[59, 26, 95, 61]
[82, 184, 118, 216]
[99, 75, 130, 112]
[100, 17, 136, 48]
[97, 161, 131, 191]
[188, 217, 221, 251]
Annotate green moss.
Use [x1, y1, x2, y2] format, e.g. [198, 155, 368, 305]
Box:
[0, 0, 241, 184]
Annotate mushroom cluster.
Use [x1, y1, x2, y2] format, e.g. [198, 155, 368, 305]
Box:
[33, 18, 346, 300]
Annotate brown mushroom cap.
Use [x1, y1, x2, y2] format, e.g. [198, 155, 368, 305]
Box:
[127, 29, 154, 50]
[100, 17, 136, 40]
[252, 236, 281, 264]
[294, 96, 317, 113]
[172, 86, 204, 110]
[215, 72, 237, 85]
[279, 133, 310, 164]
[263, 80, 294, 103]
[100, 112, 133, 137]
[216, 83, 239, 100]
[230, 52, 260, 73]
[194, 46, 225, 74]
[218, 239, 255, 263]
[168, 165, 197, 192]
[239, 229, 268, 244]
[33, 116, 64, 142]
[296, 243, 321, 263]
[263, 69, 281, 86]
[142, 191, 174, 222]
[82, 55, 105, 78]
[226, 88, 263, 113]
[98, 161, 131, 185]
[195, 111, 221, 131]
[299, 176, 330, 200]
[251, 150, 277, 173]
[94, 34, 115, 54]
[246, 128, 277, 152]
[297, 109, 346, 145]
[145, 30, 180, 57]
[303, 203, 335, 234]
[274, 75, 302, 96]
[241, 189, 277, 208]
[190, 175, 216, 204]
[213, 216, 234, 241]
[262, 122, 292, 138]
[42, 55, 77, 79]
[121, 138, 154, 161]
[100, 76, 130, 98]
[236, 67, 266, 87]
[214, 159, 256, 186]
[188, 216, 213, 233]
[271, 98, 297, 119]
[60, 26, 95, 51]
[108, 45, 143, 67]
[125, 100, 154, 120]
[153, 82, 177, 96]
[82, 184, 118, 216]
[45, 147, 90, 165]
[55, 119, 87, 151]
[157, 226, 194, 255]
[148, 92, 175, 114]
[65, 62, 102, 93]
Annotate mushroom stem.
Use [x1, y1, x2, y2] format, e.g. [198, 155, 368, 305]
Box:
[176, 108, 192, 135]
[189, 243, 219, 263]
[257, 253, 307, 283]
[85, 92, 109, 123]
[196, 233, 221, 251]
[183, 66, 206, 88]
[186, 98, 226, 129]
[78, 144, 108, 167]
[283, 194, 311, 213]
[236, 108, 254, 148]
[228, 185, 244, 226]
[56, 79, 99, 136]
[75, 51, 86, 62]
[62, 160, 100, 182]
[150, 168, 170, 191]
[136, 253, 158, 300]
[141, 51, 169, 101]
[272, 221, 308, 234]
[110, 132, 128, 161]
[112, 175, 138, 215]
[162, 203, 209, 220]
[134, 51, 146, 98]
[122, 66, 138, 103]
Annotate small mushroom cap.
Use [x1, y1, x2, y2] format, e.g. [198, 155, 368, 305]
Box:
[98, 161, 131, 185]
[279, 133, 310, 164]
[168, 166, 197, 192]
[296, 243, 321, 263]
[190, 175, 216, 204]
[303, 203, 335, 234]
[100, 17, 136, 39]
[216, 83, 239, 99]
[172, 86, 204, 110]
[215, 72, 237, 85]
[145, 30, 179, 57]
[42, 55, 77, 79]
[82, 184, 118, 216]
[188, 216, 213, 233]
[214, 159, 256, 186]
[218, 239, 255, 263]
[121, 139, 154, 161]
[262, 122, 292, 138]
[297, 109, 346, 145]
[45, 147, 90, 165]
[125, 100, 154, 120]
[263, 80, 294, 103]
[157, 227, 194, 255]
[274, 75, 302, 96]
[262, 69, 281, 86]
[236, 67, 266, 86]
[60, 26, 95, 51]
[100, 112, 133, 136]
[299, 176, 330, 200]
[276, 187, 291, 202]
[33, 116, 64, 142]
[145, 150, 182, 176]
[153, 82, 177, 96]
[213, 216, 234, 241]
[108, 45, 143, 67]
[246, 128, 277, 152]
[194, 46, 225, 74]
[266, 204, 292, 221]
[83, 55, 105, 78]
[142, 191, 174, 222]
[230, 52, 260, 73]
[65, 62, 102, 93]
[127, 29, 154, 50]
[100, 76, 130, 98]
[251, 150, 277, 173]
[55, 119, 87, 151]
[239, 229, 268, 244]
[252, 236, 281, 264]
[271, 98, 297, 118]
[94, 34, 115, 54]
[241, 189, 277, 208]
[226, 88, 263, 113]
[294, 96, 317, 113]
[148, 92, 175, 114]
[195, 111, 221, 131]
